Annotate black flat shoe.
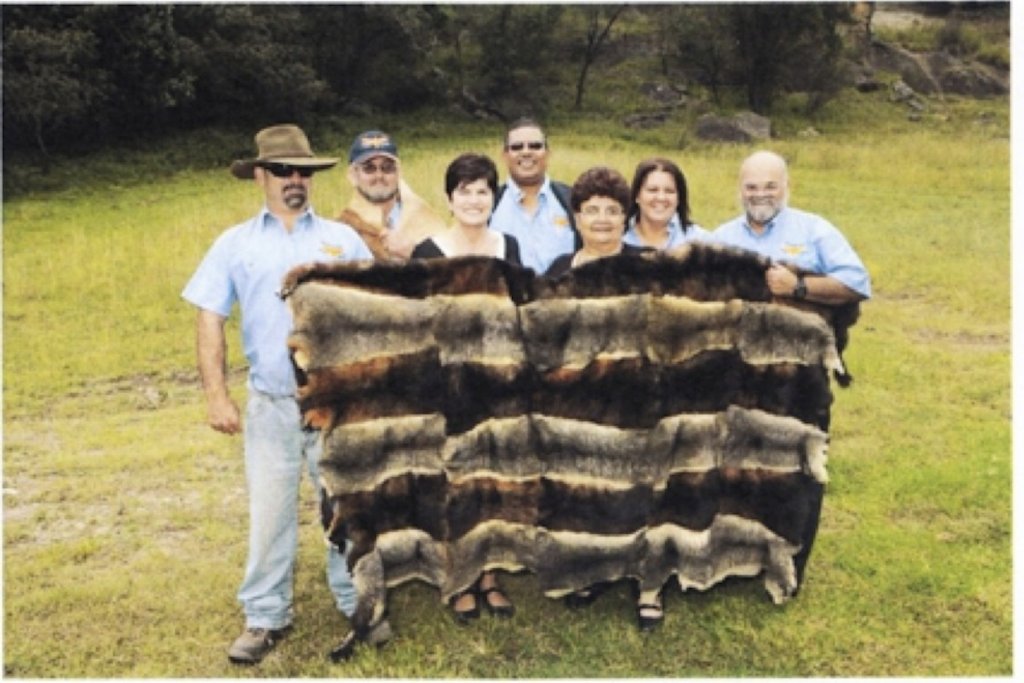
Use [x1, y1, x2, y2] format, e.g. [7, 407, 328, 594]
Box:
[480, 586, 515, 618]
[563, 581, 609, 609]
[637, 603, 664, 632]
[449, 589, 481, 625]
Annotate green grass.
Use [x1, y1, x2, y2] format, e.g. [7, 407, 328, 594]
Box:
[2, 88, 1010, 675]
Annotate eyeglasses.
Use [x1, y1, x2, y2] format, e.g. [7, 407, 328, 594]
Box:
[359, 160, 397, 175]
[580, 205, 625, 218]
[506, 141, 545, 152]
[259, 163, 315, 178]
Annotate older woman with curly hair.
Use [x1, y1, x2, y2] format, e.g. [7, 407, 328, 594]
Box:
[544, 166, 648, 277]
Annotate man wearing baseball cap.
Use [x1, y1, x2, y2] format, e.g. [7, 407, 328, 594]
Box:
[182, 124, 389, 664]
[340, 129, 447, 262]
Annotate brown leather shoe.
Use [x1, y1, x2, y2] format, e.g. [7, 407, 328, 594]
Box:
[227, 625, 292, 664]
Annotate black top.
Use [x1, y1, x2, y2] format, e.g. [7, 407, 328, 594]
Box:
[411, 233, 523, 267]
[544, 244, 650, 278]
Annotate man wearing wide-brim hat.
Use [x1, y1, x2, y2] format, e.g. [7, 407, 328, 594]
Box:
[182, 124, 388, 665]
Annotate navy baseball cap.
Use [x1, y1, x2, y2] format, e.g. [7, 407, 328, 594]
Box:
[349, 130, 399, 165]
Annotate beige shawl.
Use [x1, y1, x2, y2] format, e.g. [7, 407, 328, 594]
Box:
[339, 178, 448, 262]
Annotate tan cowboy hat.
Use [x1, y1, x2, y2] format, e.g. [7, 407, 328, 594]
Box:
[230, 124, 339, 179]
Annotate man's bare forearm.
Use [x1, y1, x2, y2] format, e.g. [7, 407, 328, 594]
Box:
[196, 308, 241, 434]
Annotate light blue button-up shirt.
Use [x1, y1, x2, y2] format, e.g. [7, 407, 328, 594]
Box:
[182, 206, 373, 396]
[712, 206, 871, 298]
[386, 202, 401, 229]
[491, 176, 574, 274]
[623, 216, 710, 250]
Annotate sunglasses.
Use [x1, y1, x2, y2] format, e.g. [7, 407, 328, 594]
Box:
[259, 163, 315, 178]
[359, 160, 397, 175]
[506, 141, 545, 152]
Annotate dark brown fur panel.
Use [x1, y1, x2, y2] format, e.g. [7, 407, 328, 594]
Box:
[533, 244, 772, 302]
[660, 353, 832, 430]
[537, 478, 654, 534]
[446, 477, 544, 538]
[445, 477, 656, 539]
[282, 256, 537, 303]
[445, 363, 533, 434]
[532, 357, 665, 429]
[297, 348, 444, 427]
[653, 469, 815, 545]
[302, 351, 829, 434]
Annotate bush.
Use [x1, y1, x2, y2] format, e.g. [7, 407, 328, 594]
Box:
[937, 19, 983, 56]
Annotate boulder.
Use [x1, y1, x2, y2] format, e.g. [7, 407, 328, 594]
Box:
[870, 41, 941, 94]
[695, 111, 771, 143]
[624, 110, 671, 129]
[870, 39, 1008, 98]
[890, 79, 918, 102]
[854, 73, 883, 93]
[639, 82, 688, 108]
[938, 62, 1008, 97]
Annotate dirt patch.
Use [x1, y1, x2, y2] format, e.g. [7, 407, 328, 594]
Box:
[912, 328, 1008, 351]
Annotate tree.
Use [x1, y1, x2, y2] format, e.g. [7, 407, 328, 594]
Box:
[669, 4, 847, 114]
[573, 5, 626, 110]
[77, 5, 198, 135]
[2, 25, 105, 163]
[301, 4, 443, 113]
[171, 5, 329, 125]
[663, 6, 732, 105]
[454, 5, 566, 118]
[730, 4, 848, 113]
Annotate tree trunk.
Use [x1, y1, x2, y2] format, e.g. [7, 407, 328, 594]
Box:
[573, 5, 626, 111]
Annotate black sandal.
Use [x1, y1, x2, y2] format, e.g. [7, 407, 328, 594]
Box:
[449, 581, 481, 625]
[479, 585, 515, 618]
[637, 602, 664, 632]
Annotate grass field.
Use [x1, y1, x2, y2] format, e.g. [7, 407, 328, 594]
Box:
[2, 91, 1011, 676]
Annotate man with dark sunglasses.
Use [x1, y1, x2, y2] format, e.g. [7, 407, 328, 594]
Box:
[182, 124, 387, 665]
[339, 130, 447, 262]
[490, 117, 578, 274]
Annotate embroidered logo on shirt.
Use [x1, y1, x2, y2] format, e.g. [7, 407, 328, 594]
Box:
[553, 216, 569, 229]
[782, 243, 806, 257]
[320, 243, 345, 258]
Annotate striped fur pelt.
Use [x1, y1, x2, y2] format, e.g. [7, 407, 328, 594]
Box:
[283, 243, 855, 653]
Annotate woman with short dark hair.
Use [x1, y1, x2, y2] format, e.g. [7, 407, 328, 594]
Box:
[411, 152, 519, 625]
[411, 153, 522, 264]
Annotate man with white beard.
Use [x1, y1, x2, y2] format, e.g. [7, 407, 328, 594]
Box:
[713, 150, 870, 304]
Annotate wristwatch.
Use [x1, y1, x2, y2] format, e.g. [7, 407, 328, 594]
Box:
[792, 275, 807, 300]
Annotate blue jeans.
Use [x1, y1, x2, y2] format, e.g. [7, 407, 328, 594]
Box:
[237, 387, 357, 629]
